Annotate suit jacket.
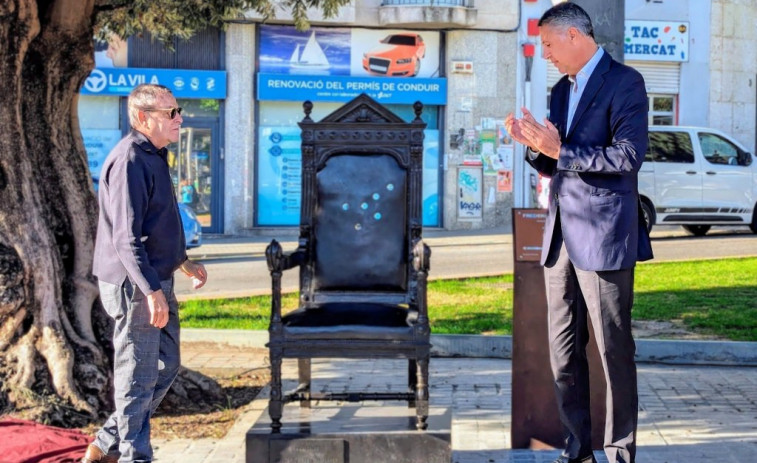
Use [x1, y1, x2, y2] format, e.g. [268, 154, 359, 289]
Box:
[527, 51, 654, 271]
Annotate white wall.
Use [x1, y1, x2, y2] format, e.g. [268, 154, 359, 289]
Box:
[444, 29, 518, 229]
[243, 0, 519, 31]
[709, 0, 757, 153]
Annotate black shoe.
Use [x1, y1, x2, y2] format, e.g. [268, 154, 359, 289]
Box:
[552, 455, 597, 463]
[81, 444, 119, 463]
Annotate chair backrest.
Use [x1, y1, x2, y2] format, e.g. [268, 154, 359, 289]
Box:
[297, 94, 426, 306]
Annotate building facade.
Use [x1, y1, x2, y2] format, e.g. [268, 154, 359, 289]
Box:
[78, 0, 757, 236]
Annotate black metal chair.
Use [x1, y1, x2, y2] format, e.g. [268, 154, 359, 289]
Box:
[265, 94, 431, 432]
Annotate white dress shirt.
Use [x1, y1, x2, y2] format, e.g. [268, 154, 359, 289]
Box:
[566, 47, 604, 132]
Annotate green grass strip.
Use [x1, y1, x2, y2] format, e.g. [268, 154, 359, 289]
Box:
[179, 257, 757, 341]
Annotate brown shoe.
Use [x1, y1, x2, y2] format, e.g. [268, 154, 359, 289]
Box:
[82, 443, 119, 463]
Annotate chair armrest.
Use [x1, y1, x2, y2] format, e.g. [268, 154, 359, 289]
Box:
[266, 239, 306, 274]
[411, 239, 431, 324]
[266, 239, 306, 331]
[411, 239, 431, 273]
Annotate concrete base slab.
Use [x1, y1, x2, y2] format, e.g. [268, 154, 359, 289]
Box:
[246, 404, 452, 463]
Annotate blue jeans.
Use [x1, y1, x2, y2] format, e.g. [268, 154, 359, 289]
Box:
[94, 277, 180, 463]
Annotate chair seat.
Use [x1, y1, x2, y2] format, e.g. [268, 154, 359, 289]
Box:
[281, 302, 418, 340]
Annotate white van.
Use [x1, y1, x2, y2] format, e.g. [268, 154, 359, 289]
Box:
[639, 126, 757, 236]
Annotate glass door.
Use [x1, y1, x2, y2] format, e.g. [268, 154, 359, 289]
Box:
[168, 120, 222, 233]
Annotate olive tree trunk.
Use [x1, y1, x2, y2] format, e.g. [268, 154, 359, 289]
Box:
[0, 0, 222, 427]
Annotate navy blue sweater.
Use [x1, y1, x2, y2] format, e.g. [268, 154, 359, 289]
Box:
[93, 130, 186, 294]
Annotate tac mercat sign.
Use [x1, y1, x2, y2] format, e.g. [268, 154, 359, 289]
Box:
[624, 20, 689, 62]
[81, 67, 227, 99]
[256, 24, 447, 105]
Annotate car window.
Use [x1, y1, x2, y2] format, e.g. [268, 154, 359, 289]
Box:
[385, 35, 417, 46]
[699, 132, 740, 166]
[646, 131, 694, 163]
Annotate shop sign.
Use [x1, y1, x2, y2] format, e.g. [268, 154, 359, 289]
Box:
[624, 20, 689, 62]
[81, 67, 227, 98]
[257, 73, 446, 105]
[257, 25, 445, 105]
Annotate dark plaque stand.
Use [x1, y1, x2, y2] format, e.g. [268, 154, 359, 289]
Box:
[511, 208, 606, 450]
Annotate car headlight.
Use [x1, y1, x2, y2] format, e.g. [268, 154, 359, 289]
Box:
[396, 58, 412, 64]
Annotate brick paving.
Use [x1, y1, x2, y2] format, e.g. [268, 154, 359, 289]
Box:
[152, 345, 757, 463]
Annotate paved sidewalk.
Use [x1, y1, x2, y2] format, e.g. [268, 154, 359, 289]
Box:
[153, 341, 757, 463]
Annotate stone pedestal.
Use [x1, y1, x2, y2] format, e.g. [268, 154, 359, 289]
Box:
[246, 404, 451, 463]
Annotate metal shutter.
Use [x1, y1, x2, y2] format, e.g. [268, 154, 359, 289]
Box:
[546, 61, 680, 94]
[129, 28, 222, 70]
[627, 61, 680, 94]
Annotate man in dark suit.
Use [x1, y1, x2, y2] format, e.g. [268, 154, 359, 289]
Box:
[506, 3, 653, 463]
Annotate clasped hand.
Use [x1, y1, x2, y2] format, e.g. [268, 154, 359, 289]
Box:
[504, 107, 561, 159]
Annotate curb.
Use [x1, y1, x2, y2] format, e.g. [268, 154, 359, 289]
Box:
[181, 329, 757, 367]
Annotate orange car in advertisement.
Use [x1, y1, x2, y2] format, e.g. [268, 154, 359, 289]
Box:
[362, 33, 426, 77]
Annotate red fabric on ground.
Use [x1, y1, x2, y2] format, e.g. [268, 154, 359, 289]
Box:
[0, 418, 90, 463]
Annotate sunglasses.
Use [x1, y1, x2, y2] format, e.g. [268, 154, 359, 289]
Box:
[143, 107, 183, 119]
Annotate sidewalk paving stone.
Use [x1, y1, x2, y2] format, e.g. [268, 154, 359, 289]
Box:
[152, 347, 757, 463]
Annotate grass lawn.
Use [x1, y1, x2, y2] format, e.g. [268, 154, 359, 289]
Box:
[180, 257, 757, 342]
[634, 258, 757, 341]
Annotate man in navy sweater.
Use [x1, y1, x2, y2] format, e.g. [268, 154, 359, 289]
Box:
[85, 84, 208, 463]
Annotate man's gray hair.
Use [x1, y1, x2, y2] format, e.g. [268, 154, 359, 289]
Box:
[127, 84, 174, 128]
[538, 2, 595, 39]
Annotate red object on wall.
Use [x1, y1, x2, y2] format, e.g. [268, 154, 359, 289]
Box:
[523, 0, 538, 2]
[523, 43, 535, 58]
[527, 18, 540, 36]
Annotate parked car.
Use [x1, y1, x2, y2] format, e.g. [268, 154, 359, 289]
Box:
[362, 33, 425, 77]
[639, 126, 757, 235]
[179, 202, 203, 249]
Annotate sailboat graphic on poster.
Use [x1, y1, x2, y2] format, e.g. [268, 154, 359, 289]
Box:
[289, 31, 331, 72]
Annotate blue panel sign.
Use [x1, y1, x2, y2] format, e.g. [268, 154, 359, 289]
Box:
[81, 67, 227, 99]
[257, 73, 447, 105]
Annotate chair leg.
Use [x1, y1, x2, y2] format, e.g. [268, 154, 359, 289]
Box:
[416, 357, 429, 430]
[269, 348, 283, 433]
[298, 358, 311, 408]
[408, 359, 417, 408]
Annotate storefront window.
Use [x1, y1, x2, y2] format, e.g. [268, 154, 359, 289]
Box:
[177, 98, 221, 118]
[257, 101, 440, 226]
[167, 99, 220, 229]
[650, 94, 676, 126]
[78, 95, 122, 191]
